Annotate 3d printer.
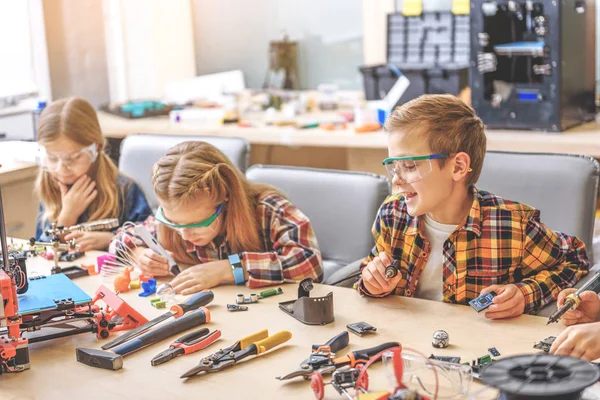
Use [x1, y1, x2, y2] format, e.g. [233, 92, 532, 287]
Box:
[0, 186, 146, 374]
[470, 0, 596, 131]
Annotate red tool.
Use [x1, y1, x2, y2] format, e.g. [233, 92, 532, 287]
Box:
[151, 328, 221, 366]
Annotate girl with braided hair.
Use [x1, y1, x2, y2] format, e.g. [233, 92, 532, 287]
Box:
[111, 141, 322, 294]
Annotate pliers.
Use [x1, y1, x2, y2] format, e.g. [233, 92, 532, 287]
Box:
[180, 328, 292, 378]
[277, 337, 400, 381]
[276, 331, 350, 381]
[151, 328, 221, 366]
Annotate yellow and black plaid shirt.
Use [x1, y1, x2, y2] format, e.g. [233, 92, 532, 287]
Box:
[357, 187, 589, 314]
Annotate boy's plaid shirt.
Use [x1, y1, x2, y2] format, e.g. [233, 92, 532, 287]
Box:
[111, 193, 323, 288]
[357, 187, 589, 314]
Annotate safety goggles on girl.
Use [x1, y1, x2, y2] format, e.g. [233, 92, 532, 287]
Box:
[155, 203, 224, 232]
[37, 143, 98, 172]
[382, 153, 449, 183]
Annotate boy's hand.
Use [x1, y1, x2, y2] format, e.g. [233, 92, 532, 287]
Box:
[57, 175, 97, 227]
[550, 321, 600, 361]
[64, 231, 113, 252]
[480, 284, 525, 319]
[362, 252, 402, 296]
[557, 289, 600, 326]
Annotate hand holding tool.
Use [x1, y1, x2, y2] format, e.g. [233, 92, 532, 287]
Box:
[385, 260, 400, 279]
[277, 340, 399, 381]
[76, 307, 210, 370]
[181, 329, 292, 378]
[547, 270, 600, 324]
[151, 328, 221, 366]
[101, 290, 214, 350]
[133, 225, 180, 275]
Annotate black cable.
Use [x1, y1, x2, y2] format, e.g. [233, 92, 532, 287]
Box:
[329, 271, 362, 287]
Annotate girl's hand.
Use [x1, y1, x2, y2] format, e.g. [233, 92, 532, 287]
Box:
[170, 260, 231, 295]
[133, 247, 170, 276]
[63, 231, 114, 252]
[57, 175, 97, 227]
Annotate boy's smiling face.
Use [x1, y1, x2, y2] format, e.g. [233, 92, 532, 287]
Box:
[387, 130, 456, 217]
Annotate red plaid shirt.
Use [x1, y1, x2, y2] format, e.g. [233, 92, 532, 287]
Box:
[357, 187, 590, 314]
[112, 193, 322, 288]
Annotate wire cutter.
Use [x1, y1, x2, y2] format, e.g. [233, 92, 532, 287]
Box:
[277, 340, 400, 381]
[151, 328, 221, 366]
[180, 329, 292, 378]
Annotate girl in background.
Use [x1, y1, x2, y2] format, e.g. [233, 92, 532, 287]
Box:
[35, 97, 152, 251]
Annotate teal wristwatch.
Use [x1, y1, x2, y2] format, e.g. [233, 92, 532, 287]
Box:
[228, 254, 245, 285]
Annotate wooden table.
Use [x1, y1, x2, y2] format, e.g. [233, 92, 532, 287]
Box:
[3, 250, 598, 400]
[98, 111, 600, 175]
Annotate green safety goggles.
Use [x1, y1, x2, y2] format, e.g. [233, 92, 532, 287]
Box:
[155, 202, 225, 230]
[382, 153, 449, 183]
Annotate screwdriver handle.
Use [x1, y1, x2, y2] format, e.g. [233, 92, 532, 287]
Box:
[312, 331, 349, 353]
[170, 290, 214, 318]
[334, 342, 400, 368]
[113, 307, 210, 356]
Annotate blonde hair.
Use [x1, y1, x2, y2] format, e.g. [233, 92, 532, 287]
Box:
[152, 141, 281, 263]
[384, 94, 487, 186]
[34, 97, 121, 224]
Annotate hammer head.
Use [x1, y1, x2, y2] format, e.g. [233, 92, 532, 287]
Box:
[76, 348, 123, 370]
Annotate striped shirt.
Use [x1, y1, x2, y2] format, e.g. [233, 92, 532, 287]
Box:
[111, 192, 323, 288]
[357, 187, 589, 314]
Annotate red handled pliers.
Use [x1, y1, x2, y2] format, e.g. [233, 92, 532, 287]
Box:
[150, 328, 221, 366]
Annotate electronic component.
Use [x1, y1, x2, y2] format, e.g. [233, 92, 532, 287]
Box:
[60, 265, 89, 280]
[432, 330, 450, 348]
[227, 304, 248, 312]
[469, 291, 497, 312]
[258, 287, 283, 299]
[347, 322, 377, 336]
[236, 293, 258, 304]
[58, 251, 85, 262]
[470, 354, 495, 378]
[430, 354, 461, 363]
[533, 336, 556, 353]
[488, 347, 501, 357]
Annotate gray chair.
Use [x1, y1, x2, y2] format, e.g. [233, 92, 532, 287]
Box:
[119, 134, 250, 210]
[245, 165, 390, 282]
[478, 151, 600, 316]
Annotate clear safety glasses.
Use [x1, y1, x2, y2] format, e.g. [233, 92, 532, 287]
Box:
[383, 350, 472, 399]
[37, 143, 98, 172]
[382, 153, 449, 183]
[155, 203, 224, 234]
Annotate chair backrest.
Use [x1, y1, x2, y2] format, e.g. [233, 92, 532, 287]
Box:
[477, 151, 600, 263]
[119, 134, 250, 210]
[246, 165, 391, 278]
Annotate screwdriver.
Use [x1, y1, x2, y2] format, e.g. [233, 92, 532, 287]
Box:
[101, 290, 214, 350]
[547, 270, 600, 325]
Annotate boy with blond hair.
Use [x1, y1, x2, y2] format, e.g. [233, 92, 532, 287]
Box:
[358, 94, 589, 319]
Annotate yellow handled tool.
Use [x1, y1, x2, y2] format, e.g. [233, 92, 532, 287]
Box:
[181, 329, 292, 378]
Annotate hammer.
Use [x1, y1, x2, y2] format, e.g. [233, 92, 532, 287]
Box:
[76, 307, 210, 370]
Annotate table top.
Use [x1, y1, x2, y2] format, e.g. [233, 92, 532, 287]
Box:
[98, 111, 600, 158]
[1, 250, 598, 400]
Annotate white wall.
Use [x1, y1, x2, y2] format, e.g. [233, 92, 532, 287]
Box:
[43, 0, 110, 107]
[104, 0, 197, 103]
[0, 0, 50, 100]
[191, 0, 364, 90]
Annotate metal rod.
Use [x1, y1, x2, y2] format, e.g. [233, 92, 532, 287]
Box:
[26, 325, 97, 343]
